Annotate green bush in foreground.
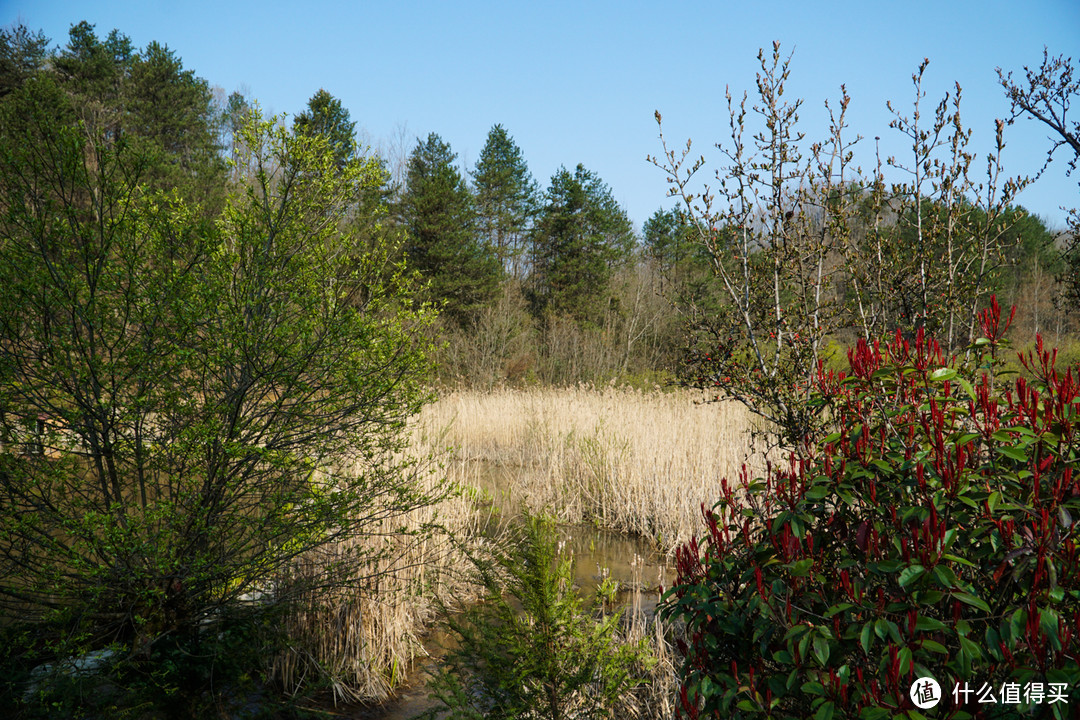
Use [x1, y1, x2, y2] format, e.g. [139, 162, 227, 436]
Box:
[0, 80, 436, 716]
[425, 515, 654, 720]
[662, 298, 1080, 719]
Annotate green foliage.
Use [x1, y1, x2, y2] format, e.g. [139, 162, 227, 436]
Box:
[39, 21, 224, 207]
[219, 90, 253, 162]
[4, 608, 286, 720]
[0, 83, 437, 712]
[642, 207, 726, 317]
[529, 164, 635, 322]
[124, 39, 223, 195]
[0, 23, 50, 97]
[662, 298, 1080, 719]
[399, 132, 502, 324]
[473, 124, 540, 279]
[999, 206, 1061, 277]
[291, 88, 393, 252]
[642, 207, 691, 275]
[52, 21, 132, 101]
[293, 88, 357, 171]
[427, 514, 654, 720]
[875, 198, 1054, 339]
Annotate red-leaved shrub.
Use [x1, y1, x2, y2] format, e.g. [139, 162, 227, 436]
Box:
[662, 299, 1080, 719]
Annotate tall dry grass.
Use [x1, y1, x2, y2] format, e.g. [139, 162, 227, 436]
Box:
[613, 552, 680, 720]
[270, 454, 484, 705]
[412, 385, 764, 553]
[270, 385, 757, 707]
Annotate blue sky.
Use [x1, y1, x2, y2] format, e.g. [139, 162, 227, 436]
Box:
[4, 0, 1079, 231]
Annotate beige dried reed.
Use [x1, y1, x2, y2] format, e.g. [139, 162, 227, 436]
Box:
[412, 385, 764, 553]
[271, 453, 480, 705]
[271, 385, 757, 707]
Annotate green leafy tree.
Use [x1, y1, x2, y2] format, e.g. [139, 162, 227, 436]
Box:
[530, 163, 635, 321]
[293, 87, 357, 171]
[472, 124, 539, 279]
[0, 78, 436, 714]
[427, 515, 654, 720]
[399, 132, 501, 324]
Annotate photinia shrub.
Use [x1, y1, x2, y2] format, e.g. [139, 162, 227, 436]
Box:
[661, 298, 1080, 720]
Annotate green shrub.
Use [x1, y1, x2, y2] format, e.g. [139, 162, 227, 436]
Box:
[662, 298, 1080, 719]
[425, 514, 655, 720]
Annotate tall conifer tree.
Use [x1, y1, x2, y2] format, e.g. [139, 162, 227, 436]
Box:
[293, 88, 357, 171]
[0, 24, 50, 97]
[48, 22, 223, 207]
[530, 164, 635, 320]
[472, 124, 538, 279]
[399, 133, 500, 324]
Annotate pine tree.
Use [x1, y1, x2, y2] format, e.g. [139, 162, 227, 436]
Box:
[642, 208, 688, 283]
[530, 164, 635, 321]
[219, 90, 252, 162]
[399, 133, 501, 324]
[52, 21, 127, 103]
[472, 124, 539, 279]
[0, 24, 50, 97]
[48, 22, 223, 206]
[427, 515, 654, 720]
[126, 40, 222, 195]
[293, 88, 357, 171]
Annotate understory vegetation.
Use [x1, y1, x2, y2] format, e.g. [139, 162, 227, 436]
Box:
[423, 513, 669, 720]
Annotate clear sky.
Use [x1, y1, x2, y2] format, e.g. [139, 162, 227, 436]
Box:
[4, 0, 1079, 231]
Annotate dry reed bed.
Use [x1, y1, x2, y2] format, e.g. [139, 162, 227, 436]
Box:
[616, 552, 680, 719]
[272, 455, 482, 705]
[412, 385, 764, 554]
[272, 385, 755, 706]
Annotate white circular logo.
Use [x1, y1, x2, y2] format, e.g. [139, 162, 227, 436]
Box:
[910, 676, 942, 709]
